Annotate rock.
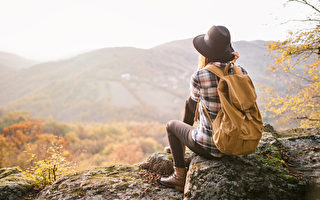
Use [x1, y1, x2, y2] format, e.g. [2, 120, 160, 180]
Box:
[36, 164, 183, 200]
[1, 127, 319, 200]
[139, 152, 174, 176]
[0, 167, 34, 200]
[184, 131, 319, 200]
[278, 134, 320, 199]
[139, 150, 194, 175]
[263, 123, 276, 133]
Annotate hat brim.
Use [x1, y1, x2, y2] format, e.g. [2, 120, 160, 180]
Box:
[193, 34, 234, 62]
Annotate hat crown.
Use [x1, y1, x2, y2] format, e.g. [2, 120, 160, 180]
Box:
[193, 25, 234, 62]
[204, 26, 231, 49]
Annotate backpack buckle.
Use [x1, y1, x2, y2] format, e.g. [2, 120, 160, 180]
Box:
[244, 109, 253, 120]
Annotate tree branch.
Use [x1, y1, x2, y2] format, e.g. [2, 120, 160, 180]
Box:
[288, 0, 320, 13]
[297, 116, 320, 121]
[281, 19, 320, 25]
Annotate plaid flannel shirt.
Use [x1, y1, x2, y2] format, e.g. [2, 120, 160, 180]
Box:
[190, 62, 248, 156]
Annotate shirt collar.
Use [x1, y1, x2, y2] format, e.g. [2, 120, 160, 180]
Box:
[211, 62, 228, 67]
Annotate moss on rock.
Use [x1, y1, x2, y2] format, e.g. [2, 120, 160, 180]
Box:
[0, 167, 35, 200]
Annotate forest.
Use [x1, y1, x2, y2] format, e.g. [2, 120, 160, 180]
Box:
[0, 109, 167, 185]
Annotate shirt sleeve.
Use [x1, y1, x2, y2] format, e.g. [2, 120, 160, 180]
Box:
[240, 66, 248, 75]
[190, 71, 200, 102]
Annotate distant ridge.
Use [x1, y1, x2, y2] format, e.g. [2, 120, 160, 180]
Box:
[0, 51, 38, 70]
[0, 40, 277, 123]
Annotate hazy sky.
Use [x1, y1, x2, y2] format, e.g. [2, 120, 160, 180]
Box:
[0, 0, 315, 61]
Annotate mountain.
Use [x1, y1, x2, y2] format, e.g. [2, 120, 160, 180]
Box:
[0, 40, 277, 123]
[0, 51, 38, 79]
[0, 51, 37, 71]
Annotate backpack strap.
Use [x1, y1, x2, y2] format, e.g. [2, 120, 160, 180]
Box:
[204, 64, 225, 78]
[194, 64, 222, 122]
[194, 102, 199, 122]
[233, 64, 243, 75]
[200, 100, 213, 124]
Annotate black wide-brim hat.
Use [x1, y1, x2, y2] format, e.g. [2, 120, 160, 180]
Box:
[193, 25, 235, 62]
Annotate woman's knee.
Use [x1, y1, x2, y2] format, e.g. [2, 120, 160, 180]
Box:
[166, 120, 178, 134]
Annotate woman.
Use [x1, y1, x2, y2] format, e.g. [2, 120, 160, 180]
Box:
[160, 25, 247, 192]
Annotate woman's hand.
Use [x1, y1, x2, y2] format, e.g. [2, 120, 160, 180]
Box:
[231, 52, 239, 63]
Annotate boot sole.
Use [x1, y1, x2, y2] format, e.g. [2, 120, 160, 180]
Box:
[160, 181, 184, 192]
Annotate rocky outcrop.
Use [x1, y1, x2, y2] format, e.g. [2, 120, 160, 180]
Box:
[36, 165, 183, 200]
[183, 132, 313, 200]
[0, 167, 34, 200]
[0, 127, 319, 200]
[141, 130, 320, 200]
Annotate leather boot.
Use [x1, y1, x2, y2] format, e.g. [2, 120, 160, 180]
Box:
[160, 167, 187, 192]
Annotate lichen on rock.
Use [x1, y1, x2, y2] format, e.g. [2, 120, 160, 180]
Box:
[139, 150, 194, 176]
[183, 131, 319, 200]
[0, 167, 34, 200]
[36, 164, 183, 200]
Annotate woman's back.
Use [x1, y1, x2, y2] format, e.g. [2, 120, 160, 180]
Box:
[190, 62, 247, 156]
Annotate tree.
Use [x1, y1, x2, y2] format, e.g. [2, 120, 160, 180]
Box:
[262, 0, 320, 128]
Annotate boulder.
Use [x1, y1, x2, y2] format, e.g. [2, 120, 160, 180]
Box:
[36, 165, 183, 200]
[183, 132, 319, 200]
[0, 167, 34, 200]
[139, 150, 195, 175]
[140, 130, 319, 200]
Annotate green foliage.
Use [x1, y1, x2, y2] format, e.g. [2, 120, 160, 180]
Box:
[42, 118, 71, 137]
[23, 144, 75, 189]
[256, 144, 286, 173]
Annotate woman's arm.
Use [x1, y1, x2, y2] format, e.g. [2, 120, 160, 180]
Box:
[185, 71, 201, 124]
[182, 96, 197, 126]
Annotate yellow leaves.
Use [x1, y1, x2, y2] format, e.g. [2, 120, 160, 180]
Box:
[22, 143, 75, 189]
[263, 25, 320, 129]
[267, 41, 281, 51]
[284, 45, 298, 56]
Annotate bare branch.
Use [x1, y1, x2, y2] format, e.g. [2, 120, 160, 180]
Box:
[288, 0, 320, 13]
[297, 116, 320, 121]
[281, 19, 320, 25]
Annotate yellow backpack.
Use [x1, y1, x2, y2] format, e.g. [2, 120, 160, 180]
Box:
[199, 63, 263, 155]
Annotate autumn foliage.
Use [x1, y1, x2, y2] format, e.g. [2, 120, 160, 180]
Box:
[0, 110, 166, 173]
[261, 0, 320, 128]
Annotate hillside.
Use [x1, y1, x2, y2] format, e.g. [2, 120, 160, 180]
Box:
[0, 51, 37, 71]
[0, 40, 277, 123]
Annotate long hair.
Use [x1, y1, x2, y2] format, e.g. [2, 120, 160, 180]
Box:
[197, 55, 210, 70]
[197, 52, 238, 71]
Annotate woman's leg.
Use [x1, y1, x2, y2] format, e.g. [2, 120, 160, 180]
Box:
[161, 119, 214, 191]
[164, 96, 197, 154]
[166, 120, 214, 167]
[166, 120, 192, 168]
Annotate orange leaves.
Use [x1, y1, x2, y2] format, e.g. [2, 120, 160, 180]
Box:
[0, 111, 166, 172]
[3, 121, 41, 137]
[106, 142, 145, 165]
[0, 117, 72, 170]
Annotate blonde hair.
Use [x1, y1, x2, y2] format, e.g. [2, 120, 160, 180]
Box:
[197, 55, 210, 70]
